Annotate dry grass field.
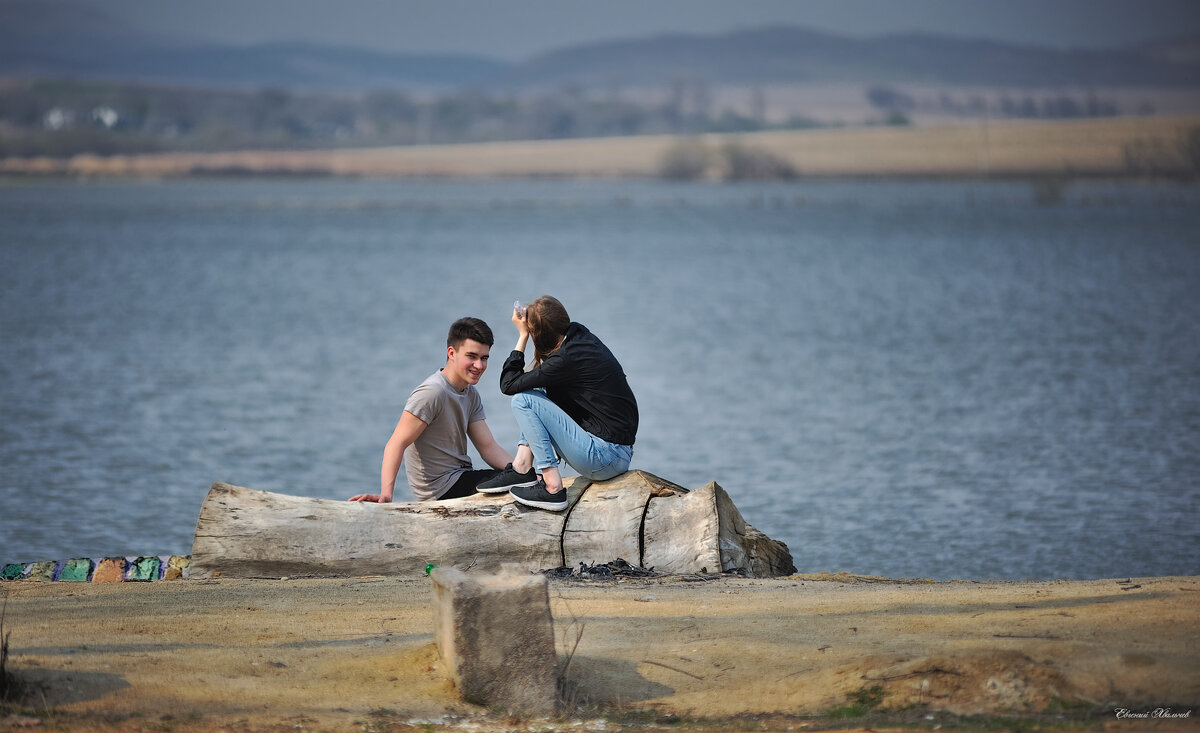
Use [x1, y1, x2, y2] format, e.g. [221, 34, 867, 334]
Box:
[2, 115, 1197, 180]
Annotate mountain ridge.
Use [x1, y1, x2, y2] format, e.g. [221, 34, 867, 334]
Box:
[499, 25, 1200, 88]
[1, 3, 1197, 91]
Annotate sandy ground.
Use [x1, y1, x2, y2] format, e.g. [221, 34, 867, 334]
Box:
[2, 115, 1197, 179]
[2, 572, 1197, 731]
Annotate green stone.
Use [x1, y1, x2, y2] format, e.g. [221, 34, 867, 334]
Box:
[130, 556, 161, 581]
[1, 563, 27, 580]
[57, 558, 94, 582]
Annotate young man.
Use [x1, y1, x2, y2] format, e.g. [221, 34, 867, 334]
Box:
[348, 317, 513, 503]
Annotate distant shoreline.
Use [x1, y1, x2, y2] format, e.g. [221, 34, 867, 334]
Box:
[2, 116, 1197, 181]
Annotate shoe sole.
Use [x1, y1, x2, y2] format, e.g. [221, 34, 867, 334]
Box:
[476, 479, 538, 494]
[511, 494, 568, 511]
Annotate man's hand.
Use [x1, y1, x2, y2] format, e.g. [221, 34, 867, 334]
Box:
[348, 493, 392, 503]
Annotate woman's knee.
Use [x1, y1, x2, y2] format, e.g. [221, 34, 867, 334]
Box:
[510, 391, 537, 411]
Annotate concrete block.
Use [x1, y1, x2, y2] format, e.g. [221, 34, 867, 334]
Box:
[163, 555, 189, 579]
[128, 556, 162, 581]
[92, 557, 127, 583]
[431, 568, 558, 716]
[1, 563, 27, 581]
[27, 561, 58, 582]
[56, 558, 93, 582]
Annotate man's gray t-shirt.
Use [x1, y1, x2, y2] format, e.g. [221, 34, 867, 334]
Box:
[403, 370, 486, 500]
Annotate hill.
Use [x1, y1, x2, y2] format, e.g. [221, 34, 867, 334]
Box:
[2, 5, 1198, 159]
[2, 4, 1198, 91]
[0, 4, 504, 91]
[499, 27, 1200, 89]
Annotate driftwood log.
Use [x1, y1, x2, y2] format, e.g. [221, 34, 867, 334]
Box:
[190, 470, 795, 579]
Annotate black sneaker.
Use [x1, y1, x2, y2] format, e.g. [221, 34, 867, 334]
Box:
[475, 463, 538, 494]
[510, 480, 569, 511]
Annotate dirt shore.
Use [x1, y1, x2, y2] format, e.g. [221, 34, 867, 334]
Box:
[2, 116, 1196, 180]
[1, 573, 1197, 731]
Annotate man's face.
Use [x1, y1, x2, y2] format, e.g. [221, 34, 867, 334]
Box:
[445, 338, 490, 389]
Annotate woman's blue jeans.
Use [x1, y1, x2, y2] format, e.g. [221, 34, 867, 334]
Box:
[511, 390, 633, 480]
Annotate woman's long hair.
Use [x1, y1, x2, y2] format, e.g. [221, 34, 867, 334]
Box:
[526, 295, 570, 366]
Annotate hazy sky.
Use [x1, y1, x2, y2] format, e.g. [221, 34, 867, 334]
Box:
[89, 0, 1200, 60]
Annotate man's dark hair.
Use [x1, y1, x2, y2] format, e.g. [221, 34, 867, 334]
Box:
[447, 317, 494, 349]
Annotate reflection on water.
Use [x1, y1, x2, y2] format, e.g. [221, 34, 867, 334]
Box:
[1, 179, 1198, 580]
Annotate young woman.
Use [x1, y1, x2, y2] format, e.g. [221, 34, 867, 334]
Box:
[475, 296, 638, 510]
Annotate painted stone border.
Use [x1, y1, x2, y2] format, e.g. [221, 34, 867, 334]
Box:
[0, 555, 190, 582]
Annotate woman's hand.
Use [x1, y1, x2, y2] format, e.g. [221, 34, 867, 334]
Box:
[512, 305, 530, 337]
[348, 493, 392, 503]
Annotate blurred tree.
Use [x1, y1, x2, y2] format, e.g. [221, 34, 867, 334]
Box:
[659, 138, 711, 180]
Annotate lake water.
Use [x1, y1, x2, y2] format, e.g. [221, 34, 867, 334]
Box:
[1, 178, 1198, 581]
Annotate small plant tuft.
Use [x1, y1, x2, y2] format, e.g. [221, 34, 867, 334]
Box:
[826, 684, 890, 718]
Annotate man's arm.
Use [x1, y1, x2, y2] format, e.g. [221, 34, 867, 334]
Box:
[467, 419, 513, 470]
[349, 411, 427, 503]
